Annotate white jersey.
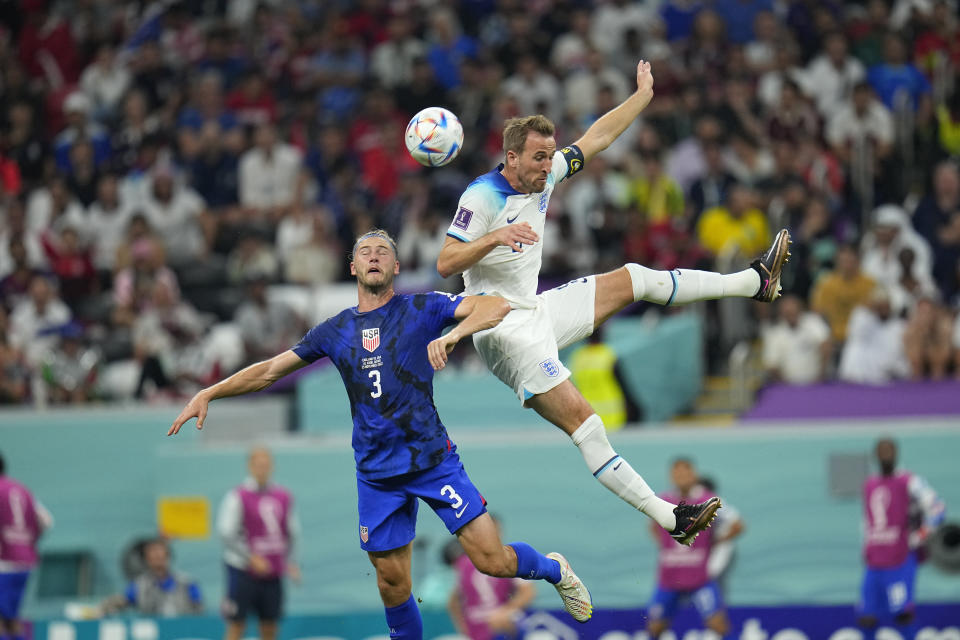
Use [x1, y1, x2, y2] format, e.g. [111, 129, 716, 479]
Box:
[446, 147, 584, 308]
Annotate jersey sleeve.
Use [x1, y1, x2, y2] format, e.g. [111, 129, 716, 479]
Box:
[446, 187, 495, 243]
[551, 145, 585, 183]
[291, 321, 329, 363]
[426, 292, 464, 332]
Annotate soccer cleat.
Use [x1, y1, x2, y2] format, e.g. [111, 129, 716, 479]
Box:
[546, 552, 593, 623]
[751, 228, 792, 302]
[670, 496, 722, 546]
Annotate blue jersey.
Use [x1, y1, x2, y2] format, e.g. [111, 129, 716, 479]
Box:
[292, 292, 462, 479]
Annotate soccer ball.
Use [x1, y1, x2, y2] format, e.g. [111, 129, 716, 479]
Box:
[405, 107, 464, 167]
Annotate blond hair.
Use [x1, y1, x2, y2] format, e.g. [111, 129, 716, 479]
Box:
[502, 115, 555, 155]
[351, 229, 398, 259]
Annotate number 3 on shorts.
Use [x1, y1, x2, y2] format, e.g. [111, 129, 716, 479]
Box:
[440, 485, 463, 509]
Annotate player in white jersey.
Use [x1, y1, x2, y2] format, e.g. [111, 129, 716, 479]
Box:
[437, 61, 791, 545]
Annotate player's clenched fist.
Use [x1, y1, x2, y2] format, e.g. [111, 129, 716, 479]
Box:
[492, 222, 539, 252]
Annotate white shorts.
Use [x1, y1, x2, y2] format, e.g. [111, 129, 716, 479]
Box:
[473, 276, 596, 405]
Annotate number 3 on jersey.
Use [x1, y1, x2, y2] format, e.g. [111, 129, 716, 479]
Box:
[368, 370, 382, 398]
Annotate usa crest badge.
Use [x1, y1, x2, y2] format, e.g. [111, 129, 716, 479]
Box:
[360, 526, 369, 543]
[362, 328, 380, 352]
[539, 358, 560, 378]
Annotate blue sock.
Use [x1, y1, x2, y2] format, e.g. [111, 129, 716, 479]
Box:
[509, 542, 561, 584]
[384, 595, 422, 640]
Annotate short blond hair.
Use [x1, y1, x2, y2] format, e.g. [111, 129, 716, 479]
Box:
[351, 229, 398, 259]
[502, 115, 555, 155]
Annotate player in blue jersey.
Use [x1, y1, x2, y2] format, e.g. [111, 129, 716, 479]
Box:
[438, 60, 791, 544]
[169, 230, 593, 637]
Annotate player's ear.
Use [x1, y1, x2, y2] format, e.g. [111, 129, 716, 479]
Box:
[393, 260, 400, 274]
[506, 150, 518, 168]
[349, 261, 357, 276]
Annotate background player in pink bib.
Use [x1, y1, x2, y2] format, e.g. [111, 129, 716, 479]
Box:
[217, 447, 301, 640]
[0, 452, 53, 640]
[448, 515, 536, 640]
[858, 438, 945, 638]
[646, 458, 744, 640]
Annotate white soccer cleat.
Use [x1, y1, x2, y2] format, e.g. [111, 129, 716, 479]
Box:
[546, 552, 593, 623]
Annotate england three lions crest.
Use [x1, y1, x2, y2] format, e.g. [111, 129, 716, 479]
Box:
[362, 328, 380, 352]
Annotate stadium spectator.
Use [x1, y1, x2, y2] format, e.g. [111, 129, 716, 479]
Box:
[744, 11, 779, 75]
[225, 70, 277, 127]
[142, 166, 211, 269]
[79, 42, 131, 120]
[112, 232, 180, 328]
[687, 140, 736, 226]
[25, 175, 85, 238]
[64, 139, 101, 208]
[503, 55, 562, 124]
[696, 183, 771, 258]
[312, 17, 367, 119]
[177, 72, 241, 161]
[562, 50, 629, 125]
[281, 212, 341, 287]
[902, 297, 954, 381]
[811, 244, 878, 343]
[39, 224, 96, 309]
[233, 276, 305, 364]
[867, 34, 931, 114]
[0, 332, 29, 404]
[226, 232, 280, 286]
[132, 279, 209, 399]
[8, 274, 71, 366]
[370, 14, 426, 90]
[631, 149, 685, 227]
[53, 92, 111, 172]
[0, 238, 44, 308]
[826, 82, 894, 169]
[4, 100, 47, 189]
[239, 123, 304, 223]
[569, 330, 643, 429]
[802, 31, 866, 118]
[766, 80, 820, 144]
[39, 323, 100, 404]
[838, 287, 909, 384]
[762, 294, 832, 385]
[447, 514, 536, 640]
[102, 538, 203, 617]
[0, 450, 54, 640]
[112, 89, 163, 174]
[860, 205, 935, 296]
[549, 8, 592, 72]
[218, 447, 301, 640]
[913, 161, 960, 299]
[86, 174, 134, 274]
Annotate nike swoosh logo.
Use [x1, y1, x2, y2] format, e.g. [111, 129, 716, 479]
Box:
[613, 462, 622, 471]
[506, 214, 519, 224]
[455, 502, 470, 519]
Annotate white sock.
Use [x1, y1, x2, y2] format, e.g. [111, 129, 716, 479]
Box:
[569, 414, 677, 530]
[626, 263, 761, 306]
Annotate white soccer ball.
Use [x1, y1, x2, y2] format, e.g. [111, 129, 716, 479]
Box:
[405, 107, 464, 167]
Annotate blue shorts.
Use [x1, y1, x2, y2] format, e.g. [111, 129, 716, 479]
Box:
[648, 581, 723, 621]
[859, 552, 917, 619]
[0, 571, 30, 620]
[357, 449, 487, 552]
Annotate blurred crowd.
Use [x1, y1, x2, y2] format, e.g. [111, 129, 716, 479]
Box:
[0, 0, 959, 406]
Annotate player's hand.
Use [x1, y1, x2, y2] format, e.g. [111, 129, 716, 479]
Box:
[168, 391, 210, 435]
[492, 223, 539, 252]
[427, 332, 460, 371]
[287, 563, 302, 585]
[249, 554, 271, 575]
[636, 59, 654, 96]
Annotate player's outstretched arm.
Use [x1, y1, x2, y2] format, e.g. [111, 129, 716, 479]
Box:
[437, 223, 540, 278]
[572, 59, 654, 162]
[428, 295, 511, 370]
[168, 350, 308, 435]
